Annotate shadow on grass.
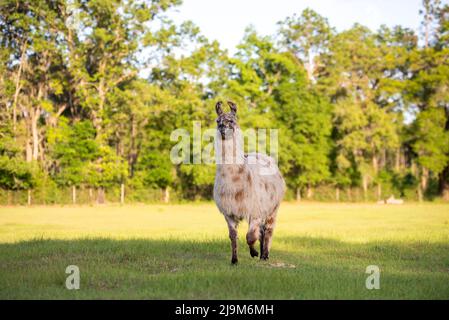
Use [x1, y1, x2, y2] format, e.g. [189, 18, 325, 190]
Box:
[0, 236, 448, 299]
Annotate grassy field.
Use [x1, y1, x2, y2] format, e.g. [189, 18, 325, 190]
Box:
[0, 202, 448, 299]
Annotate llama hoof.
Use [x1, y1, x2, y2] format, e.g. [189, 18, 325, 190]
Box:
[250, 248, 259, 258]
[231, 257, 238, 264]
[260, 255, 269, 261]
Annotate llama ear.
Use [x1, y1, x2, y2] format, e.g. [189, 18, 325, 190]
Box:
[215, 101, 224, 116]
[227, 101, 237, 114]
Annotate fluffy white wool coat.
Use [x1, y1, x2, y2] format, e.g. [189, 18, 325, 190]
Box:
[213, 128, 285, 222]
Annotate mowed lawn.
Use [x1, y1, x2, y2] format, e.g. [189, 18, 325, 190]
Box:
[0, 203, 448, 299]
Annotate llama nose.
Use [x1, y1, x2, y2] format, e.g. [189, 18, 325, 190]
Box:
[221, 128, 233, 139]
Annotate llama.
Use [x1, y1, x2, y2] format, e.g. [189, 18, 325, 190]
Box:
[213, 101, 286, 264]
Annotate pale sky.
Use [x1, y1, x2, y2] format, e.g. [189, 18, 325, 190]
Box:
[168, 0, 428, 53]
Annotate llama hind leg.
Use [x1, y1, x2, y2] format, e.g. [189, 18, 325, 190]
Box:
[226, 217, 239, 264]
[261, 214, 277, 260]
[246, 218, 261, 258]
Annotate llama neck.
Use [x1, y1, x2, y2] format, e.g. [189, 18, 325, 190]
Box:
[215, 129, 245, 168]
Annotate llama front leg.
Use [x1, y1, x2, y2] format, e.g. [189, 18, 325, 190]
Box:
[261, 215, 276, 260]
[226, 217, 239, 264]
[246, 217, 261, 258]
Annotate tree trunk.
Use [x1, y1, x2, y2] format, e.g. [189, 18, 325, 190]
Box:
[372, 154, 378, 175]
[417, 163, 429, 203]
[120, 183, 125, 205]
[296, 187, 301, 202]
[128, 115, 137, 177]
[411, 160, 417, 176]
[421, 167, 429, 198]
[94, 60, 107, 136]
[305, 51, 314, 82]
[395, 147, 401, 172]
[31, 108, 41, 161]
[306, 184, 313, 199]
[163, 186, 170, 203]
[12, 41, 27, 135]
[439, 166, 449, 201]
[25, 134, 32, 162]
[89, 188, 94, 203]
[72, 185, 76, 204]
[97, 187, 105, 204]
[27, 190, 31, 206]
[418, 186, 423, 203]
[362, 175, 368, 201]
[377, 183, 382, 201]
[400, 149, 406, 170]
[336, 187, 340, 202]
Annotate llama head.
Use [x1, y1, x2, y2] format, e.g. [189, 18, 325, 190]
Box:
[215, 101, 238, 140]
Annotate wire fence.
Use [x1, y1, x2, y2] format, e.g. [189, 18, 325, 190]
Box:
[0, 184, 426, 206]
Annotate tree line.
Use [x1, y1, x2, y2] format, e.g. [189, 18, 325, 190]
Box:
[0, 0, 448, 204]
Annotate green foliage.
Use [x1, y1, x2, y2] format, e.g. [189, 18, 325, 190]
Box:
[0, 121, 36, 190]
[410, 107, 449, 174]
[85, 145, 128, 188]
[273, 55, 332, 189]
[49, 119, 98, 187]
[0, 157, 36, 190]
[1, 1, 449, 202]
[136, 153, 173, 189]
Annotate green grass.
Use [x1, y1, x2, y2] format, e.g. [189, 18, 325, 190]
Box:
[0, 203, 448, 299]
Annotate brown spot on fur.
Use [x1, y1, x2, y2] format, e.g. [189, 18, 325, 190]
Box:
[229, 227, 237, 239]
[264, 183, 269, 191]
[238, 166, 244, 174]
[235, 190, 244, 202]
[232, 175, 240, 182]
[266, 216, 275, 225]
[247, 174, 252, 185]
